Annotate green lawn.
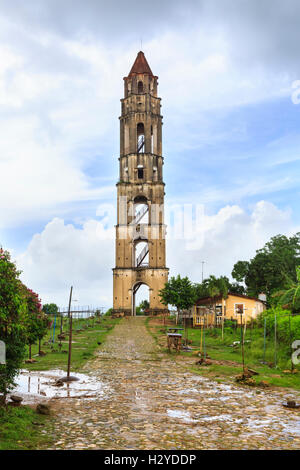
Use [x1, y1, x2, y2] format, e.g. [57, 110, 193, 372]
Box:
[149, 318, 300, 390]
[0, 406, 50, 450]
[25, 314, 121, 372]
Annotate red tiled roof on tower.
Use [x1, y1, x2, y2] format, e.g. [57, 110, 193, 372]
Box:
[128, 51, 153, 77]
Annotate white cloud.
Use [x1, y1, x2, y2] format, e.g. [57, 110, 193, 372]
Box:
[168, 200, 298, 283]
[17, 201, 299, 308]
[17, 217, 114, 308]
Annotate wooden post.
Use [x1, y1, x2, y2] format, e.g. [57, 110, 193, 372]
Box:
[60, 309, 63, 334]
[67, 286, 73, 379]
[274, 311, 277, 368]
[263, 317, 267, 362]
[221, 316, 224, 341]
[289, 311, 294, 371]
[240, 313, 245, 375]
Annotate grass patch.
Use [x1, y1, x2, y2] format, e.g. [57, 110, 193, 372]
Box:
[24, 315, 121, 372]
[0, 406, 51, 450]
[149, 317, 300, 390]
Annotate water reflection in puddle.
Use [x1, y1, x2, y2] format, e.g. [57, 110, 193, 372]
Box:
[12, 369, 108, 404]
[167, 409, 198, 423]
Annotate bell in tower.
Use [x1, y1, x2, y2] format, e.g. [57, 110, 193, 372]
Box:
[112, 51, 169, 316]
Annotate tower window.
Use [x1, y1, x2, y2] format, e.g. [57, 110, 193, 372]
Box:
[138, 81, 144, 93]
[151, 125, 154, 153]
[138, 167, 144, 179]
[137, 122, 145, 153]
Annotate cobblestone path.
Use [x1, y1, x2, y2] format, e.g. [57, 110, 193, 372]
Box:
[45, 317, 300, 450]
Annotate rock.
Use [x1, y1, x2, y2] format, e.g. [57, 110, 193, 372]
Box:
[258, 380, 270, 388]
[10, 395, 23, 403]
[36, 403, 51, 415]
[54, 379, 64, 387]
[243, 378, 256, 386]
[246, 368, 259, 376]
[25, 358, 37, 364]
[38, 351, 47, 356]
[235, 374, 256, 386]
[195, 358, 213, 366]
[283, 400, 300, 409]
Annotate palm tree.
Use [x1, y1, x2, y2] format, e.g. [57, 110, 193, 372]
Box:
[276, 266, 300, 313]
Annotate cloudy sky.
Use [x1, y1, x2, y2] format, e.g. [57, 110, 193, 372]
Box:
[1, 0, 300, 308]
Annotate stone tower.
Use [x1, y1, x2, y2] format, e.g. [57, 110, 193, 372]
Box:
[112, 51, 169, 316]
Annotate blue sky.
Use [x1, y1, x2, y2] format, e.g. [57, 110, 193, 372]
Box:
[0, 0, 299, 307]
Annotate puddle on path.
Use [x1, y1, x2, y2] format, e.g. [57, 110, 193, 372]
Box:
[12, 369, 108, 404]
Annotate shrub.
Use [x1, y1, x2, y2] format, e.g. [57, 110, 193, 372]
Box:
[0, 249, 27, 404]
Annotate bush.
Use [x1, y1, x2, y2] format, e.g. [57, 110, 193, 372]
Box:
[259, 307, 300, 345]
[0, 249, 27, 404]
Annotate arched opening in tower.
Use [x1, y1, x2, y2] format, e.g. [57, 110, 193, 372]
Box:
[132, 282, 150, 316]
[134, 239, 149, 268]
[137, 122, 145, 153]
[133, 195, 149, 224]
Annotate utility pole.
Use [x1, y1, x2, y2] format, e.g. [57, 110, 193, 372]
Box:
[67, 286, 73, 379]
[201, 261, 205, 282]
[62, 286, 79, 383]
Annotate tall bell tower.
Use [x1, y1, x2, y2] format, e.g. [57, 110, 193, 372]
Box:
[112, 51, 169, 316]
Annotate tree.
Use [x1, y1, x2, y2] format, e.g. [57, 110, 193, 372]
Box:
[275, 266, 300, 313]
[0, 249, 27, 405]
[194, 276, 245, 301]
[23, 288, 50, 359]
[139, 300, 150, 313]
[232, 233, 300, 301]
[42, 303, 59, 316]
[159, 275, 196, 312]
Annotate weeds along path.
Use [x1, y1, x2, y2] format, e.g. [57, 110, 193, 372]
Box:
[43, 317, 300, 450]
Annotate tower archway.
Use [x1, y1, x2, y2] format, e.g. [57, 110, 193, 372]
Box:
[132, 282, 150, 316]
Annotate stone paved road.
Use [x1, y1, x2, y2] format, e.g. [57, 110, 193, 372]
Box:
[45, 317, 300, 450]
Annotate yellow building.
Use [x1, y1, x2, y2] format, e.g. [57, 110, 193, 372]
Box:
[192, 293, 266, 327]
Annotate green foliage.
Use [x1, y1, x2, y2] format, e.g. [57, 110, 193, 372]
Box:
[23, 287, 50, 347]
[0, 248, 50, 402]
[232, 233, 300, 301]
[0, 249, 27, 403]
[139, 300, 150, 313]
[159, 275, 196, 311]
[259, 307, 300, 345]
[193, 275, 245, 301]
[42, 303, 58, 316]
[275, 266, 300, 313]
[0, 405, 49, 450]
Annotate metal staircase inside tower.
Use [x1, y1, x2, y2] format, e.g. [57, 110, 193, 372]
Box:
[132, 205, 149, 225]
[137, 135, 145, 153]
[136, 244, 149, 267]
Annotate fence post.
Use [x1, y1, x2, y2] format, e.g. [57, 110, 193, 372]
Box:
[263, 317, 267, 363]
[274, 311, 277, 368]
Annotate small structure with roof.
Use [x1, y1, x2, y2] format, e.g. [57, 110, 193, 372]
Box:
[192, 292, 266, 328]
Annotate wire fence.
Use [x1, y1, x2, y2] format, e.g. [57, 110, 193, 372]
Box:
[57, 306, 106, 319]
